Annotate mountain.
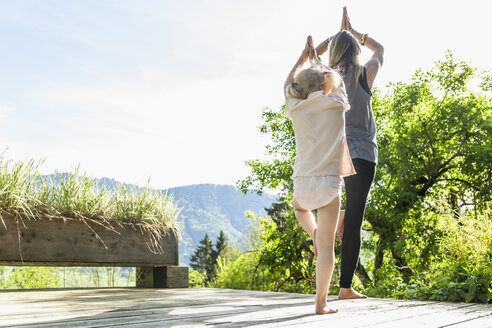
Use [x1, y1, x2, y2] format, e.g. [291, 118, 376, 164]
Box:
[42, 175, 277, 265]
[166, 184, 277, 265]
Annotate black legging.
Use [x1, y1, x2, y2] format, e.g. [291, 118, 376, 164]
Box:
[340, 158, 376, 288]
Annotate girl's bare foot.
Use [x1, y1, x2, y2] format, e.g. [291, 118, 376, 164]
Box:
[337, 210, 345, 243]
[338, 287, 367, 299]
[312, 228, 318, 257]
[315, 299, 338, 314]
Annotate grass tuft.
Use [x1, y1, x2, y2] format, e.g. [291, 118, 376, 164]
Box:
[0, 157, 179, 230]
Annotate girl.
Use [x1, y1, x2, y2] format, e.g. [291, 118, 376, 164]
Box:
[284, 35, 355, 314]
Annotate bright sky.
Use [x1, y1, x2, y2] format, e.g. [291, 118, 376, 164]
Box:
[1, 0, 490, 190]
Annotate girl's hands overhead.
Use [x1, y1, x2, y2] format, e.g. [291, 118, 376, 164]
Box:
[300, 35, 314, 64]
[303, 35, 324, 68]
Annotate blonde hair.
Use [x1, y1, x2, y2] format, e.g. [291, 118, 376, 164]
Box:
[286, 67, 340, 100]
[328, 30, 364, 88]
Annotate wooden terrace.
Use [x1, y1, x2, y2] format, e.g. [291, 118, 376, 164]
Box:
[1, 288, 491, 327]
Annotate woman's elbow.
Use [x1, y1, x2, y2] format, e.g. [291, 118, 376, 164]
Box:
[376, 45, 384, 66]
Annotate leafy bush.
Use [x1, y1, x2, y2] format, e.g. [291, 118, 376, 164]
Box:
[189, 268, 206, 287]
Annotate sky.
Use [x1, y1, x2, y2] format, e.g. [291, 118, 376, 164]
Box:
[1, 0, 490, 190]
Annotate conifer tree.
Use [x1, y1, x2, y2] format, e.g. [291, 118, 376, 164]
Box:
[190, 231, 229, 284]
[211, 230, 229, 264]
[189, 233, 214, 281]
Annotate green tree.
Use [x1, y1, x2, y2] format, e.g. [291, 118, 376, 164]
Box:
[189, 233, 214, 282]
[366, 52, 491, 282]
[211, 230, 229, 265]
[190, 231, 229, 285]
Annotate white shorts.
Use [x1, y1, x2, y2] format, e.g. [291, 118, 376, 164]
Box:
[293, 175, 342, 211]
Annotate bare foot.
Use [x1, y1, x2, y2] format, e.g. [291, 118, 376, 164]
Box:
[315, 300, 338, 314]
[338, 287, 367, 299]
[337, 210, 345, 243]
[313, 228, 318, 257]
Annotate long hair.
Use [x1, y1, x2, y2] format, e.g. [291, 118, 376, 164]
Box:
[286, 67, 340, 100]
[328, 30, 364, 88]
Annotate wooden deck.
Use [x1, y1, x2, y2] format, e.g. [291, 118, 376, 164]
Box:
[0, 288, 491, 327]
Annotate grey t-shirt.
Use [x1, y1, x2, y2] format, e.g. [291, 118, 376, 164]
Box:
[343, 66, 378, 164]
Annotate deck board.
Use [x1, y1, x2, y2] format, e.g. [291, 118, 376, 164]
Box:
[0, 288, 490, 327]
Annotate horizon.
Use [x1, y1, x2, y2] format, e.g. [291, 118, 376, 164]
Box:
[1, 0, 491, 190]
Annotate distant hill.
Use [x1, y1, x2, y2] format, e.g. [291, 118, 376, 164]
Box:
[165, 184, 277, 265]
[42, 175, 277, 265]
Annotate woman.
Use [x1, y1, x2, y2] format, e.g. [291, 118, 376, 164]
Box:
[284, 35, 355, 314]
[316, 7, 384, 299]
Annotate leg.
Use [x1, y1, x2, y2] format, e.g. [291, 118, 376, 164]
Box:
[337, 210, 345, 242]
[293, 198, 317, 256]
[315, 195, 340, 314]
[339, 159, 376, 299]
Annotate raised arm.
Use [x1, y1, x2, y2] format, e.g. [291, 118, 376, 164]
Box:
[342, 7, 384, 89]
[284, 36, 314, 98]
[315, 36, 333, 57]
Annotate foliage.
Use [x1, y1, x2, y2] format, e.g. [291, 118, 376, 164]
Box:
[210, 213, 278, 291]
[212, 250, 273, 291]
[0, 157, 42, 223]
[365, 52, 491, 284]
[0, 266, 135, 289]
[418, 210, 492, 303]
[189, 231, 229, 285]
[237, 52, 492, 303]
[189, 233, 214, 282]
[254, 204, 317, 293]
[5, 267, 63, 289]
[188, 268, 206, 287]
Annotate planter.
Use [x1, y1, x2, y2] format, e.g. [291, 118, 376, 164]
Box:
[0, 212, 188, 288]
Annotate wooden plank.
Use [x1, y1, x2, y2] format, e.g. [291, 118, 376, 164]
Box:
[200, 298, 438, 328]
[0, 213, 178, 266]
[274, 302, 480, 328]
[87, 299, 439, 328]
[442, 314, 492, 328]
[368, 303, 492, 328]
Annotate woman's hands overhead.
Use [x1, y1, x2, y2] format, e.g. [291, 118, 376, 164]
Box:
[341, 6, 352, 32]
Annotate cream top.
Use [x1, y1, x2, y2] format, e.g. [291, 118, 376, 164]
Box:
[285, 89, 356, 178]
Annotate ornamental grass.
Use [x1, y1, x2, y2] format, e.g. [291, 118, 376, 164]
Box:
[0, 157, 180, 231]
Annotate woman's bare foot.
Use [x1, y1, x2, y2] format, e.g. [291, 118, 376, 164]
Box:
[312, 228, 318, 257]
[337, 210, 345, 243]
[315, 299, 338, 314]
[338, 287, 367, 299]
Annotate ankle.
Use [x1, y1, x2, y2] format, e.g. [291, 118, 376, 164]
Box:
[339, 287, 355, 295]
[315, 295, 326, 304]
